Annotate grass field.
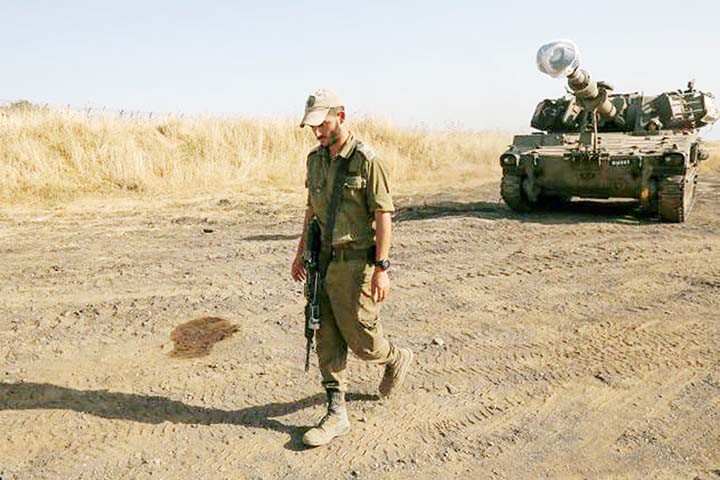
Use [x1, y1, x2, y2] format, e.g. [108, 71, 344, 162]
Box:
[703, 141, 720, 173]
[0, 107, 509, 204]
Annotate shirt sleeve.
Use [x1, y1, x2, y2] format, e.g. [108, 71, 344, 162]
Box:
[366, 156, 395, 213]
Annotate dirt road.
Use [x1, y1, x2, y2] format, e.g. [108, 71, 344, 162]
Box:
[1, 177, 719, 479]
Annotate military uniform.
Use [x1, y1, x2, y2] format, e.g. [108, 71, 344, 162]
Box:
[296, 89, 413, 447]
[306, 133, 398, 392]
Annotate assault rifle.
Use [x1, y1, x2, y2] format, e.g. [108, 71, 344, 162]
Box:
[303, 218, 322, 372]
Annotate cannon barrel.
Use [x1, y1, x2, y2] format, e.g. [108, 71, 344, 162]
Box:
[566, 68, 617, 120]
[537, 40, 618, 121]
[533, 40, 718, 134]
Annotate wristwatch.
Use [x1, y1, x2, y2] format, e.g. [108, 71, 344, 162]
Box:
[373, 258, 390, 271]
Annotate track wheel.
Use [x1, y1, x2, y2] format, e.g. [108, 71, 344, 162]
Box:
[501, 174, 533, 212]
[658, 173, 696, 223]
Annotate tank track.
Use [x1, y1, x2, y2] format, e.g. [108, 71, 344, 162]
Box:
[657, 172, 697, 223]
[500, 174, 533, 212]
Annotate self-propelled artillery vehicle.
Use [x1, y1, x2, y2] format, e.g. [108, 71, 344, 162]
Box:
[500, 40, 718, 222]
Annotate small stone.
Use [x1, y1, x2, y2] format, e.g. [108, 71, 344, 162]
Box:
[202, 228, 214, 233]
[431, 337, 445, 346]
[446, 383, 460, 395]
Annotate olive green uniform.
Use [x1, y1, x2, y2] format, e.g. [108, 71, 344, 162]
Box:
[306, 132, 398, 392]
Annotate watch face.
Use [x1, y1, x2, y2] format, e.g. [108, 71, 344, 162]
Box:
[376, 259, 390, 270]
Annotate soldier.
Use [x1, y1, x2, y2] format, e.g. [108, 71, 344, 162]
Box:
[291, 90, 414, 447]
[645, 117, 662, 132]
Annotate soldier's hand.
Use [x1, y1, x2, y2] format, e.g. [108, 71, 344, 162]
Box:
[370, 268, 390, 303]
[291, 254, 306, 282]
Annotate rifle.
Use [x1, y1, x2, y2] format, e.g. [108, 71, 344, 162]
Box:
[303, 217, 322, 372]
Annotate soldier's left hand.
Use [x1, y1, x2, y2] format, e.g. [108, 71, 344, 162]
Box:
[370, 269, 390, 303]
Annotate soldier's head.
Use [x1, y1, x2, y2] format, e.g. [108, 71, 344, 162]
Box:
[645, 117, 662, 132]
[300, 90, 346, 147]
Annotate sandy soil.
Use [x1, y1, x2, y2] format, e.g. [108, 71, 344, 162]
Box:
[0, 177, 719, 480]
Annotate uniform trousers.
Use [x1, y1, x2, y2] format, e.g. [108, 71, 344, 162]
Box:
[316, 257, 398, 392]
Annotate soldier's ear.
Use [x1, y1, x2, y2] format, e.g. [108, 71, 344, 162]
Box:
[337, 110, 346, 123]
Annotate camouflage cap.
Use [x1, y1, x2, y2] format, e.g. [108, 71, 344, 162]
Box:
[300, 90, 343, 128]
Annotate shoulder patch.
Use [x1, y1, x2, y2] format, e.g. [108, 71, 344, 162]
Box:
[355, 142, 376, 160]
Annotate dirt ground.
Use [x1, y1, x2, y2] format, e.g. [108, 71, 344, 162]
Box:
[1, 177, 719, 480]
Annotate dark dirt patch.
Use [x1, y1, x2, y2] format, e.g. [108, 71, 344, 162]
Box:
[169, 316, 239, 358]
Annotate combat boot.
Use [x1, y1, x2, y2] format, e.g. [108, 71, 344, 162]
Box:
[302, 389, 350, 447]
[378, 347, 414, 397]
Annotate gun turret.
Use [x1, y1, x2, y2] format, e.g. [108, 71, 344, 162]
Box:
[532, 40, 718, 134]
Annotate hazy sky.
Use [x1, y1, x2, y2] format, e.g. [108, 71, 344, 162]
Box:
[3, 0, 719, 138]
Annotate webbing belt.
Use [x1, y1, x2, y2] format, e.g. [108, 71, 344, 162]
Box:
[321, 245, 375, 263]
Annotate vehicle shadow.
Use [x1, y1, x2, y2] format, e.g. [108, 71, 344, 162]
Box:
[394, 199, 656, 225]
[525, 199, 656, 225]
[394, 200, 508, 222]
[0, 382, 379, 451]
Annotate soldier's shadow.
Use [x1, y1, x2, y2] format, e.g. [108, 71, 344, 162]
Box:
[0, 382, 378, 452]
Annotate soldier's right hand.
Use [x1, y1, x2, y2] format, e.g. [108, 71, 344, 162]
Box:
[291, 254, 307, 282]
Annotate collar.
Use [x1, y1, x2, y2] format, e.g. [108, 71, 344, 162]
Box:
[334, 132, 357, 159]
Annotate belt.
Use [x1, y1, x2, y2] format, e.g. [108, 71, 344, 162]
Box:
[321, 245, 375, 263]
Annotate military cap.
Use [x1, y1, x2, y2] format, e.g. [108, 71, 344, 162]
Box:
[300, 89, 343, 128]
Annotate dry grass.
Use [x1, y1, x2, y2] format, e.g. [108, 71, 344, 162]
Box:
[0, 108, 510, 204]
[702, 141, 720, 173]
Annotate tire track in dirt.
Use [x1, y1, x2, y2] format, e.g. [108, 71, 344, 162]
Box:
[1, 178, 719, 478]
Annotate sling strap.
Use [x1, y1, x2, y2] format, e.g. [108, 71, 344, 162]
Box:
[316, 153, 351, 279]
[323, 155, 351, 246]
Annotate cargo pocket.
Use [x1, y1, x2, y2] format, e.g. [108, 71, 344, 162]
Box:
[357, 264, 379, 330]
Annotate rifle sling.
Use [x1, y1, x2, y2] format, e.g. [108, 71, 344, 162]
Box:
[319, 154, 351, 276]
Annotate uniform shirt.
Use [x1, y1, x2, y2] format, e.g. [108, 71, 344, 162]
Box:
[306, 132, 394, 249]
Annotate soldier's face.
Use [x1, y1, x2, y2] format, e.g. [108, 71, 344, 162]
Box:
[311, 111, 344, 147]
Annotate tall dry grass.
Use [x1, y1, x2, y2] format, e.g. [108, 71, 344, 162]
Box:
[0, 107, 510, 204]
[702, 141, 720, 173]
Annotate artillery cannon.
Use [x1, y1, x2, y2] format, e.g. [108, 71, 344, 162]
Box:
[500, 40, 719, 222]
